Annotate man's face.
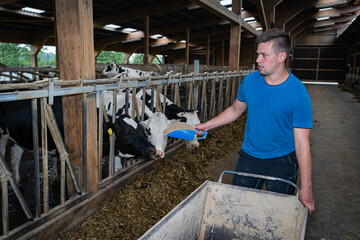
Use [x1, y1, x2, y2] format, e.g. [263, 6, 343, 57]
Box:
[256, 41, 284, 76]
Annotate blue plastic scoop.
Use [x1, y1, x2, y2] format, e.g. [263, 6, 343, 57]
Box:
[163, 122, 208, 141]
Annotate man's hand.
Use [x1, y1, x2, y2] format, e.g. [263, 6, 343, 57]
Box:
[194, 123, 208, 137]
[299, 186, 315, 214]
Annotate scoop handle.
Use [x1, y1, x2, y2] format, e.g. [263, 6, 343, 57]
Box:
[195, 130, 208, 139]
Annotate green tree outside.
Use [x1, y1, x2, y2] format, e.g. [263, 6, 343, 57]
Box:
[0, 43, 162, 67]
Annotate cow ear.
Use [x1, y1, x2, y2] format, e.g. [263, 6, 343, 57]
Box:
[103, 122, 115, 136]
[111, 62, 115, 68]
[168, 119, 180, 125]
[196, 105, 201, 115]
[139, 119, 149, 129]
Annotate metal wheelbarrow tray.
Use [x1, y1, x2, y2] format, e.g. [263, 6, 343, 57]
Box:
[139, 171, 308, 240]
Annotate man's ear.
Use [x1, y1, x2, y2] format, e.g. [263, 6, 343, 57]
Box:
[278, 52, 287, 63]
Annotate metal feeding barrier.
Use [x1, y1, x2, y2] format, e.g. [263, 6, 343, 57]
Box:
[0, 69, 253, 238]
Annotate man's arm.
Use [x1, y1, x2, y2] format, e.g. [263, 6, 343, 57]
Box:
[195, 99, 247, 132]
[294, 128, 315, 214]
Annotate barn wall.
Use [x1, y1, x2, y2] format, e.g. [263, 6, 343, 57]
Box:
[296, 33, 338, 45]
[240, 40, 256, 69]
[291, 45, 346, 82]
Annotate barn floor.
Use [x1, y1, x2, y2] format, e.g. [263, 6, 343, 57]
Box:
[207, 84, 360, 240]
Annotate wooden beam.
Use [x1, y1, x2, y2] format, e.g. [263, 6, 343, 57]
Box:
[314, 5, 360, 18]
[313, 14, 355, 27]
[255, 0, 268, 30]
[0, 29, 33, 43]
[94, 17, 228, 53]
[93, 0, 191, 27]
[206, 34, 210, 66]
[186, 28, 190, 65]
[190, 0, 240, 24]
[286, 9, 317, 33]
[143, 16, 150, 64]
[275, 1, 308, 29]
[55, 0, 97, 194]
[0, 6, 54, 20]
[311, 21, 351, 32]
[229, 0, 242, 71]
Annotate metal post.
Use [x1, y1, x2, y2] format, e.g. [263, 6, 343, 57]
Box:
[98, 91, 103, 183]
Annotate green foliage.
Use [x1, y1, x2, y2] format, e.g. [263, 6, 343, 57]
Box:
[37, 47, 56, 66]
[0, 43, 56, 67]
[129, 53, 144, 64]
[0, 43, 31, 67]
[96, 51, 125, 64]
[0, 43, 162, 68]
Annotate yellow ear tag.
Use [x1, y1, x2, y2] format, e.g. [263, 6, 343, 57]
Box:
[108, 128, 113, 135]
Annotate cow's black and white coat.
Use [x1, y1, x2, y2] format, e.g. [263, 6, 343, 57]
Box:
[0, 97, 156, 184]
[102, 62, 150, 78]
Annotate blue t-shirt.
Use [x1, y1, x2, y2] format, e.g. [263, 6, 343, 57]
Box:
[237, 71, 312, 159]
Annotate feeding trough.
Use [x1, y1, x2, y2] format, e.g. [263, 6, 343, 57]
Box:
[139, 171, 308, 240]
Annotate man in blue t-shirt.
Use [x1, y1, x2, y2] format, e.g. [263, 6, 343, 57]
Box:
[195, 28, 315, 214]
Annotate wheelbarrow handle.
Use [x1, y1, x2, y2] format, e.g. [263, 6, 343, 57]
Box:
[218, 170, 300, 197]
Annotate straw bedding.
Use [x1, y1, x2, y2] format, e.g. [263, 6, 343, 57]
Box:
[60, 115, 246, 240]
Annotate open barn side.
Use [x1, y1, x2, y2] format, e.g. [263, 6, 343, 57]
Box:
[0, 69, 252, 239]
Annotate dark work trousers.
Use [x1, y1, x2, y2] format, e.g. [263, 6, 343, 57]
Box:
[232, 149, 298, 195]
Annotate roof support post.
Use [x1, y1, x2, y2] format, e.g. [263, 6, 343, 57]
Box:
[206, 34, 211, 66]
[186, 28, 190, 65]
[55, 0, 97, 195]
[143, 16, 150, 64]
[229, 0, 242, 71]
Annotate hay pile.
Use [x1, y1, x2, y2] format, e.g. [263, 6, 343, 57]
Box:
[60, 115, 246, 240]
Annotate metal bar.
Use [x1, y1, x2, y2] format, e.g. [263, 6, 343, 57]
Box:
[31, 98, 41, 218]
[109, 91, 117, 176]
[82, 93, 88, 192]
[217, 78, 224, 115]
[218, 170, 300, 197]
[98, 91, 103, 185]
[141, 87, 146, 121]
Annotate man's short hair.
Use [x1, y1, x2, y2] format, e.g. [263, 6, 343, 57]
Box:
[257, 28, 291, 57]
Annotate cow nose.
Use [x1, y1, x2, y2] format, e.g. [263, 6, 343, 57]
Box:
[188, 143, 199, 150]
[155, 150, 164, 159]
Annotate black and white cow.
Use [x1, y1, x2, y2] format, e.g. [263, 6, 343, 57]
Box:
[0, 96, 156, 184]
[102, 62, 150, 78]
[39, 66, 57, 80]
[99, 91, 154, 120]
[140, 112, 180, 159]
[131, 88, 202, 150]
[103, 114, 156, 170]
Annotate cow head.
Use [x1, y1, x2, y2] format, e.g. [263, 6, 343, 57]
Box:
[102, 62, 125, 78]
[176, 110, 201, 150]
[103, 114, 156, 159]
[140, 112, 178, 159]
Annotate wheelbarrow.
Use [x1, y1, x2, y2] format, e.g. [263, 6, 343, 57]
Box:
[139, 171, 308, 240]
